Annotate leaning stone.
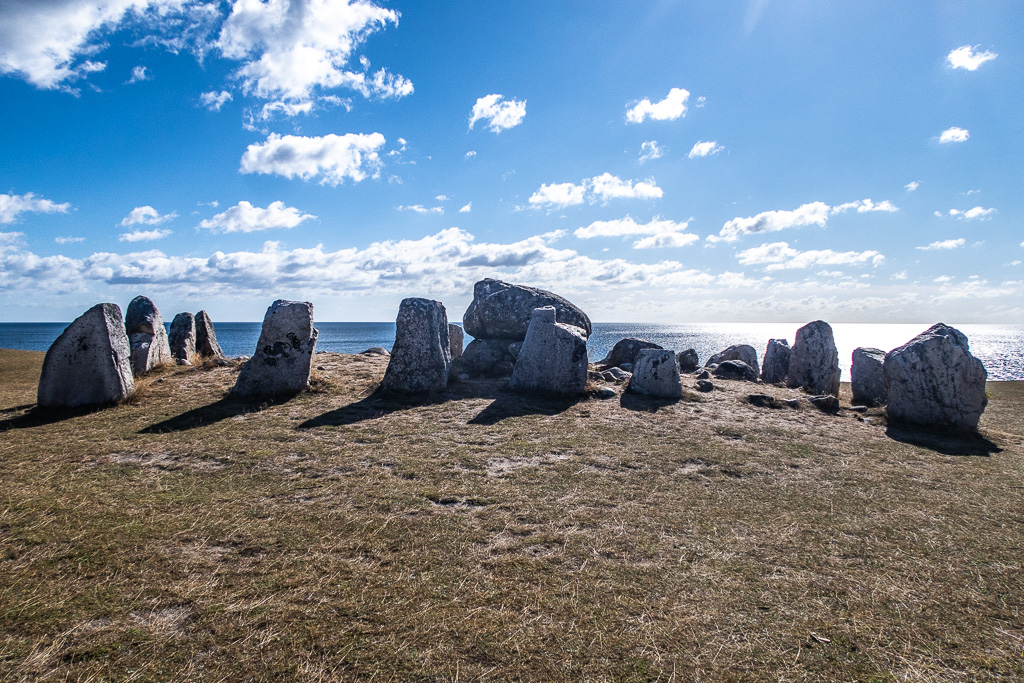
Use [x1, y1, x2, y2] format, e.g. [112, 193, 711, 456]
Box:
[600, 338, 663, 369]
[761, 339, 791, 385]
[628, 349, 682, 399]
[463, 278, 591, 340]
[194, 310, 225, 359]
[38, 303, 135, 408]
[125, 295, 172, 376]
[884, 323, 987, 431]
[381, 298, 452, 394]
[713, 360, 758, 382]
[677, 348, 699, 373]
[851, 347, 887, 406]
[509, 306, 589, 395]
[462, 338, 518, 377]
[232, 300, 318, 399]
[787, 321, 841, 397]
[168, 312, 196, 364]
[448, 324, 464, 360]
[707, 344, 759, 375]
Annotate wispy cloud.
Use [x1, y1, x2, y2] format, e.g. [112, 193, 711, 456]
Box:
[529, 173, 662, 209]
[396, 204, 444, 215]
[708, 198, 897, 242]
[125, 65, 150, 84]
[638, 140, 665, 163]
[119, 228, 172, 242]
[200, 90, 233, 111]
[905, 181, 920, 192]
[737, 241, 884, 271]
[917, 238, 965, 251]
[0, 192, 71, 224]
[688, 141, 724, 158]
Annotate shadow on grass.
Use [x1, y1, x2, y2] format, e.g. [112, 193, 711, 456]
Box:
[885, 422, 1002, 457]
[618, 391, 680, 413]
[139, 394, 293, 433]
[0, 404, 106, 432]
[298, 389, 450, 429]
[468, 391, 584, 425]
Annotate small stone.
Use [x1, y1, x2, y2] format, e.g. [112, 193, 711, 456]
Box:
[596, 387, 617, 399]
[361, 347, 390, 356]
[807, 395, 840, 413]
[748, 393, 777, 408]
[783, 399, 801, 409]
[696, 379, 714, 392]
[696, 369, 711, 380]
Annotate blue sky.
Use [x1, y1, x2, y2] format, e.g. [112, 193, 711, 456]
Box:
[1, 0, 1022, 323]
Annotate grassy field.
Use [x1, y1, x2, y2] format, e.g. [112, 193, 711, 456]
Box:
[1, 348, 1022, 681]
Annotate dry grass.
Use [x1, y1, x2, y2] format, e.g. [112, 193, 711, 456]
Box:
[1, 348, 1022, 681]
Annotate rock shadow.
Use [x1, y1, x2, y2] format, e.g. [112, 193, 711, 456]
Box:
[298, 389, 449, 429]
[618, 391, 680, 413]
[139, 394, 292, 433]
[0, 404, 107, 432]
[468, 391, 583, 426]
[885, 422, 1001, 457]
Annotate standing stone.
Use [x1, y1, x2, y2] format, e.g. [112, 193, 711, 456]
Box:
[599, 338, 663, 369]
[448, 323, 464, 360]
[381, 298, 452, 393]
[232, 300, 318, 399]
[884, 324, 987, 431]
[761, 339, 791, 385]
[168, 312, 196, 364]
[677, 348, 699, 373]
[787, 321, 840, 397]
[37, 303, 134, 408]
[509, 307, 589, 395]
[628, 349, 682, 398]
[706, 344, 759, 375]
[463, 278, 591, 341]
[194, 310, 225, 359]
[125, 295, 172, 376]
[851, 347, 887, 406]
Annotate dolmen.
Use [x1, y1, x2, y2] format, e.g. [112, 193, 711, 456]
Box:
[169, 312, 196, 364]
[787, 320, 840, 397]
[462, 278, 591, 377]
[628, 349, 682, 398]
[125, 295, 172, 376]
[600, 338, 662, 370]
[884, 323, 987, 431]
[851, 347, 886, 406]
[37, 303, 135, 408]
[195, 310, 225, 360]
[381, 298, 452, 393]
[509, 307, 589, 395]
[761, 339, 791, 385]
[232, 300, 317, 399]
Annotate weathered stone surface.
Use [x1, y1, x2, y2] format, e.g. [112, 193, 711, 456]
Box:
[712, 359, 759, 382]
[38, 303, 134, 408]
[677, 348, 699, 373]
[232, 300, 318, 399]
[884, 323, 987, 431]
[462, 338, 518, 377]
[628, 349, 682, 398]
[361, 347, 390, 356]
[448, 324, 464, 360]
[381, 298, 452, 394]
[707, 344, 759, 374]
[761, 339, 791, 384]
[787, 321, 840, 397]
[600, 338, 663, 369]
[168, 312, 196, 364]
[125, 295, 172, 376]
[195, 310, 225, 359]
[601, 367, 632, 383]
[509, 306, 589, 395]
[463, 278, 591, 341]
[851, 347, 887, 406]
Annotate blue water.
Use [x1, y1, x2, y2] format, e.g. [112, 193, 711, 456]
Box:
[2, 321, 1022, 381]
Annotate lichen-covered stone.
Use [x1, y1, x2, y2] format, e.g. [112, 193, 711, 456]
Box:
[125, 295, 172, 376]
[761, 339, 791, 384]
[628, 349, 682, 398]
[509, 307, 589, 395]
[232, 300, 318, 399]
[168, 312, 196, 364]
[851, 347, 886, 406]
[463, 278, 591, 341]
[381, 298, 451, 394]
[787, 321, 840, 397]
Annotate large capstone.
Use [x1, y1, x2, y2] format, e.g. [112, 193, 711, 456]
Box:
[851, 347, 887, 406]
[628, 349, 682, 398]
[380, 298, 452, 394]
[168, 312, 196, 364]
[787, 321, 840, 397]
[232, 300, 318, 399]
[37, 303, 135, 408]
[463, 278, 591, 341]
[600, 338, 663, 370]
[509, 306, 589, 395]
[884, 323, 987, 431]
[124, 295, 172, 376]
[462, 338, 518, 377]
[706, 344, 759, 375]
[448, 323, 464, 360]
[194, 310, 225, 359]
[761, 339, 791, 384]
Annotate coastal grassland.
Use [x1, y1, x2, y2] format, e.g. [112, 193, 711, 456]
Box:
[0, 348, 1022, 681]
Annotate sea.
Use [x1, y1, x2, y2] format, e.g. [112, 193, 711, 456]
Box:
[1, 322, 1022, 381]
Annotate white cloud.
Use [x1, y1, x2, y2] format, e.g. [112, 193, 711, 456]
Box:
[948, 206, 996, 220]
[469, 94, 526, 133]
[905, 181, 920, 192]
[934, 275, 954, 283]
[737, 241, 884, 271]
[529, 182, 587, 209]
[632, 233, 699, 249]
[465, 150, 476, 159]
[831, 198, 899, 214]
[710, 198, 897, 242]
[939, 127, 969, 144]
[947, 45, 997, 71]
[239, 132, 386, 185]
[396, 205, 443, 215]
[529, 174, 663, 209]
[200, 90, 233, 110]
[459, 203, 472, 214]
[688, 140, 724, 158]
[119, 228, 172, 242]
[917, 238, 966, 251]
[120, 205, 177, 227]
[0, 192, 72, 224]
[638, 140, 664, 163]
[126, 65, 150, 83]
[55, 236, 85, 244]
[434, 195, 449, 202]
[575, 216, 690, 239]
[626, 87, 690, 123]
[892, 271, 907, 280]
[590, 173, 662, 202]
[197, 200, 315, 233]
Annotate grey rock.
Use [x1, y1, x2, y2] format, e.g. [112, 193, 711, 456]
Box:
[600, 338, 663, 369]
[509, 307, 589, 395]
[194, 310, 225, 359]
[787, 321, 840, 397]
[381, 298, 452, 394]
[602, 367, 632, 383]
[232, 300, 318, 399]
[38, 303, 135, 408]
[168, 312, 196, 364]
[619, 362, 633, 372]
[783, 399, 801, 409]
[761, 339, 791, 384]
[707, 344, 759, 375]
[748, 393, 777, 408]
[361, 347, 390, 356]
[807, 395, 840, 413]
[125, 295, 172, 376]
[696, 369, 711, 380]
[851, 347, 887, 406]
[696, 379, 715, 392]
[713, 359, 758, 382]
[677, 348, 699, 373]
[448, 324, 464, 359]
[462, 338, 517, 377]
[596, 387, 617, 399]
[463, 278, 591, 340]
[884, 323, 987, 431]
[628, 349, 682, 398]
